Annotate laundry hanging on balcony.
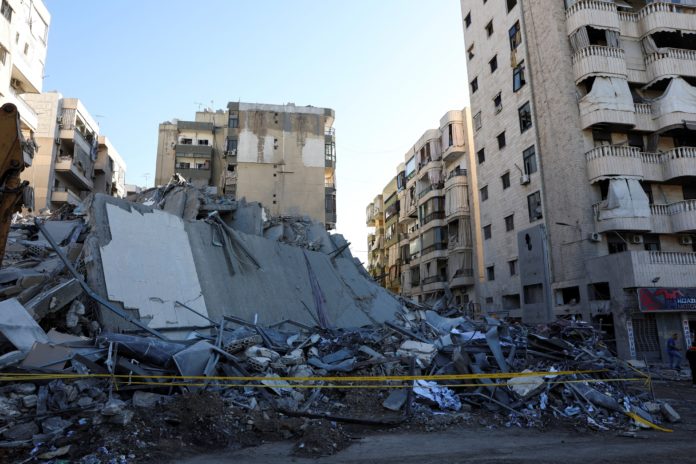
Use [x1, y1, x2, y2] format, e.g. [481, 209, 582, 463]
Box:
[598, 178, 650, 220]
[580, 77, 634, 113]
[650, 77, 696, 124]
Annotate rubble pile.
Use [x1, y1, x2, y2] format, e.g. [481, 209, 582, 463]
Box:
[0, 179, 679, 462]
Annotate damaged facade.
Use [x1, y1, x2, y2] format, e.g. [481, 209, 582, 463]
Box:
[155, 102, 337, 229]
[460, 0, 696, 360]
[0, 0, 50, 140]
[20, 92, 127, 210]
[367, 109, 477, 308]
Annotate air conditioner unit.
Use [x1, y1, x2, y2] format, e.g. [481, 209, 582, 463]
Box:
[589, 232, 602, 243]
[629, 234, 643, 244]
[679, 235, 693, 246]
[519, 174, 530, 185]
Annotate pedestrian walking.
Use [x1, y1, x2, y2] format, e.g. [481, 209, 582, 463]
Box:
[667, 333, 682, 371]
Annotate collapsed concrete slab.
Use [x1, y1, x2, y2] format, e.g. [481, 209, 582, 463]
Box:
[86, 194, 402, 336]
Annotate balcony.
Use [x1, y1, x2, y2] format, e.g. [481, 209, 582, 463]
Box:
[175, 144, 213, 157]
[177, 167, 211, 185]
[572, 46, 626, 84]
[51, 188, 82, 206]
[638, 2, 696, 37]
[450, 268, 475, 288]
[366, 203, 375, 226]
[422, 275, 447, 293]
[646, 49, 696, 85]
[445, 168, 467, 188]
[0, 91, 38, 132]
[420, 211, 445, 227]
[668, 200, 696, 232]
[579, 99, 636, 130]
[54, 157, 94, 191]
[565, 0, 619, 35]
[587, 251, 696, 288]
[420, 243, 448, 261]
[59, 128, 93, 157]
[594, 200, 696, 233]
[442, 144, 466, 163]
[587, 146, 696, 183]
[417, 182, 444, 202]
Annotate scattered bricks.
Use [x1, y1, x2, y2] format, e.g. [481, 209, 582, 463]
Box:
[245, 346, 280, 362]
[224, 335, 263, 355]
[247, 356, 271, 372]
[281, 349, 305, 366]
[396, 341, 437, 365]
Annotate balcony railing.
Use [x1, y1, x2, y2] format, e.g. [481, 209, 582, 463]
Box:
[572, 46, 626, 83]
[447, 167, 467, 180]
[421, 211, 445, 225]
[422, 275, 447, 285]
[565, 0, 619, 35]
[417, 182, 444, 199]
[586, 145, 696, 182]
[421, 243, 447, 256]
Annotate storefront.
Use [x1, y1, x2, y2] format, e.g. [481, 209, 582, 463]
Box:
[626, 288, 696, 362]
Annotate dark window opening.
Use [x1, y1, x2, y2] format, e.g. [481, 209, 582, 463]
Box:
[643, 233, 661, 251]
[527, 191, 542, 222]
[485, 20, 494, 37]
[607, 234, 627, 254]
[493, 93, 502, 113]
[465, 12, 472, 28]
[513, 60, 526, 91]
[506, 0, 517, 12]
[483, 224, 492, 240]
[489, 55, 498, 73]
[555, 286, 581, 305]
[480, 185, 488, 201]
[503, 293, 520, 309]
[477, 148, 485, 164]
[523, 145, 537, 174]
[588, 282, 611, 301]
[470, 77, 478, 93]
[518, 101, 532, 132]
[487, 265, 495, 281]
[508, 259, 517, 276]
[509, 21, 521, 50]
[505, 213, 514, 231]
[497, 131, 506, 149]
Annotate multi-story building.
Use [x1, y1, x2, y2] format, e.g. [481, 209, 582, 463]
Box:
[367, 109, 477, 307]
[22, 92, 126, 210]
[0, 0, 50, 139]
[460, 0, 696, 360]
[155, 102, 337, 229]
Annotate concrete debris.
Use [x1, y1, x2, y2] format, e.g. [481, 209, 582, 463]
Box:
[0, 178, 683, 462]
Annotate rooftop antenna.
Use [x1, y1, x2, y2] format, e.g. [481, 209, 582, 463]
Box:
[194, 102, 203, 111]
[142, 173, 151, 188]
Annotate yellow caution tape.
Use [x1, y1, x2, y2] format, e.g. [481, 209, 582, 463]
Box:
[624, 411, 673, 433]
[0, 369, 606, 383]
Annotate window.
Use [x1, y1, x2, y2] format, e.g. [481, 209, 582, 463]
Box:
[0, 45, 6, 66]
[467, 44, 475, 60]
[507, 0, 517, 12]
[197, 139, 209, 146]
[226, 137, 238, 153]
[523, 146, 537, 174]
[447, 124, 453, 147]
[493, 93, 502, 113]
[505, 213, 514, 231]
[480, 185, 488, 201]
[485, 20, 494, 37]
[228, 113, 239, 128]
[509, 21, 521, 50]
[643, 234, 661, 252]
[23, 43, 28, 55]
[487, 265, 495, 281]
[501, 173, 511, 190]
[489, 55, 498, 73]
[555, 286, 581, 305]
[477, 148, 486, 164]
[483, 224, 492, 240]
[527, 191, 543, 221]
[513, 61, 526, 91]
[592, 129, 612, 146]
[508, 259, 518, 276]
[684, 184, 696, 200]
[607, 234, 627, 254]
[497, 131, 506, 149]
[518, 101, 532, 132]
[1, 0, 12, 22]
[485, 297, 494, 304]
[465, 12, 471, 27]
[180, 138, 193, 145]
[473, 111, 482, 131]
[175, 162, 191, 169]
[470, 77, 478, 93]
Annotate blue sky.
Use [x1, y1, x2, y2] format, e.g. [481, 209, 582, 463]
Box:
[43, 0, 469, 263]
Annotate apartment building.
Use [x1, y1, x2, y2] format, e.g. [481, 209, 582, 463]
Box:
[155, 102, 337, 229]
[21, 92, 127, 210]
[367, 109, 477, 307]
[0, 0, 50, 138]
[460, 0, 696, 361]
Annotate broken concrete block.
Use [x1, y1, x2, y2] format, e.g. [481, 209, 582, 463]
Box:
[245, 346, 280, 362]
[22, 395, 38, 409]
[247, 356, 271, 372]
[660, 402, 681, 423]
[507, 370, 545, 398]
[13, 383, 36, 395]
[396, 340, 437, 365]
[3, 421, 38, 440]
[101, 398, 126, 416]
[77, 396, 94, 408]
[281, 349, 305, 366]
[643, 401, 661, 414]
[0, 397, 21, 418]
[382, 390, 408, 411]
[41, 416, 72, 434]
[132, 391, 166, 409]
[0, 298, 49, 351]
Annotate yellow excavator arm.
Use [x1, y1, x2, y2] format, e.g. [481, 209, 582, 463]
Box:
[0, 103, 34, 262]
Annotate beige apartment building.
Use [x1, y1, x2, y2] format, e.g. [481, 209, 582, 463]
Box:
[0, 0, 50, 138]
[460, 0, 696, 360]
[367, 109, 477, 307]
[155, 102, 337, 229]
[22, 92, 127, 210]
